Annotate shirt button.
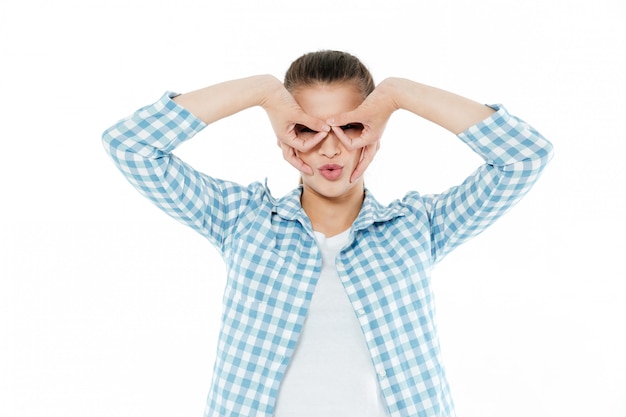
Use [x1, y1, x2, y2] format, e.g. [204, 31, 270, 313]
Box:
[378, 370, 387, 378]
[357, 309, 365, 315]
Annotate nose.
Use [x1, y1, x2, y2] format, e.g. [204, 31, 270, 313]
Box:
[318, 131, 341, 158]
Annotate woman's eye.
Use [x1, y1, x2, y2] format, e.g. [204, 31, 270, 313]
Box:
[341, 123, 364, 131]
[296, 124, 317, 134]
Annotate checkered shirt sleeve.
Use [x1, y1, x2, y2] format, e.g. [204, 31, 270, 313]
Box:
[419, 104, 554, 263]
[102, 92, 256, 252]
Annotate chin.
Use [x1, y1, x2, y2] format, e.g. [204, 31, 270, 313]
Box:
[304, 179, 359, 199]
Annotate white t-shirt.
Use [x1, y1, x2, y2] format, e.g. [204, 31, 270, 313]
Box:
[273, 229, 389, 417]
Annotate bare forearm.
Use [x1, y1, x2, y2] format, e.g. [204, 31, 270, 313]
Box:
[173, 74, 282, 125]
[380, 77, 495, 135]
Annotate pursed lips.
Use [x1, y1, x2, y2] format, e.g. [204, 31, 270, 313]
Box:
[318, 164, 344, 180]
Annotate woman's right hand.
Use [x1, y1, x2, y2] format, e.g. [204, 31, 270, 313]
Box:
[259, 78, 330, 175]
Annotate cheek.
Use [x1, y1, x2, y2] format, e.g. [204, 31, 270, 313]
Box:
[346, 147, 363, 164]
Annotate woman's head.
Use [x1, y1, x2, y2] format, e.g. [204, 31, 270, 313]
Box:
[284, 52, 373, 201]
[290, 82, 365, 197]
[284, 50, 374, 98]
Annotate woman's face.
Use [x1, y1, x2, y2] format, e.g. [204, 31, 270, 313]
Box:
[291, 82, 365, 199]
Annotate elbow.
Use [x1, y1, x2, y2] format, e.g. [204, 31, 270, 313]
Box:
[517, 130, 555, 171]
[101, 126, 117, 154]
[502, 143, 554, 185]
[101, 125, 130, 167]
[534, 136, 555, 172]
[544, 139, 555, 164]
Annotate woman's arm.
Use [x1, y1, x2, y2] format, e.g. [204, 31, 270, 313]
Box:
[378, 77, 496, 134]
[101, 75, 328, 250]
[175, 75, 330, 174]
[172, 75, 274, 124]
[330, 78, 554, 262]
[329, 77, 497, 181]
[421, 104, 554, 263]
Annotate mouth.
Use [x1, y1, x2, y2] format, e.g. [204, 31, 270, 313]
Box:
[318, 164, 344, 180]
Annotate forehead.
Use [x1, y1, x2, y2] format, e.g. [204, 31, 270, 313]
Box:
[291, 83, 364, 119]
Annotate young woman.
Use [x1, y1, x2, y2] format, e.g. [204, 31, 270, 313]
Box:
[103, 51, 553, 417]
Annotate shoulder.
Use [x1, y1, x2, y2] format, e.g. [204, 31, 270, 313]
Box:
[222, 179, 275, 206]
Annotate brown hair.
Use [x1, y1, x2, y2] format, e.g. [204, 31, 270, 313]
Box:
[284, 50, 375, 98]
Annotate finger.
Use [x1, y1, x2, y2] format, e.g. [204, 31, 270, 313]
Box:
[311, 129, 329, 143]
[280, 142, 313, 175]
[301, 128, 328, 151]
[294, 112, 330, 150]
[332, 125, 368, 151]
[350, 141, 378, 183]
[283, 132, 325, 154]
[283, 124, 328, 153]
[300, 113, 331, 135]
[326, 109, 358, 128]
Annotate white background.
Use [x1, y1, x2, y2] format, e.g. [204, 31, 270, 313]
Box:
[1, 0, 625, 416]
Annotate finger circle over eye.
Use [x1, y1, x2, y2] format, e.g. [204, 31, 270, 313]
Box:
[330, 126, 352, 146]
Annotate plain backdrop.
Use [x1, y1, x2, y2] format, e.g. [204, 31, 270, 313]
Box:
[1, 0, 625, 416]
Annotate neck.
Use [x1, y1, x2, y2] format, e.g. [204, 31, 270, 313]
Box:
[300, 184, 365, 237]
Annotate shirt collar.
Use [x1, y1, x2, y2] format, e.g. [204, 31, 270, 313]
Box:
[269, 182, 407, 230]
[353, 188, 408, 231]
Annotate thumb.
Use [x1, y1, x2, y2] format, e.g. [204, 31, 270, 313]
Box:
[298, 111, 330, 133]
[326, 109, 358, 127]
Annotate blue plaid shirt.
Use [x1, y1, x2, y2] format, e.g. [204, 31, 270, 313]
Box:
[102, 92, 553, 417]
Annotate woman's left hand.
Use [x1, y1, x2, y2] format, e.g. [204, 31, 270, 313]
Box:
[327, 78, 399, 183]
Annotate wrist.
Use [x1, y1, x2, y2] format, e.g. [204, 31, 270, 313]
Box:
[378, 77, 420, 111]
[255, 75, 285, 108]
